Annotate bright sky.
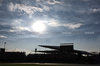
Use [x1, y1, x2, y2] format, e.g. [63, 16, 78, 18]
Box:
[0, 0, 100, 54]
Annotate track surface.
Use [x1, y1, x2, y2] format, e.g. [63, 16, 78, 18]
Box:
[0, 63, 100, 66]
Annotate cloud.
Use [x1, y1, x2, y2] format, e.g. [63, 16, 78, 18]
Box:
[48, 21, 61, 27]
[8, 2, 43, 16]
[36, 0, 61, 5]
[8, 26, 30, 33]
[0, 35, 7, 38]
[46, 0, 61, 5]
[36, 0, 41, 2]
[63, 23, 83, 29]
[2, 26, 30, 33]
[0, 24, 12, 30]
[12, 20, 22, 25]
[48, 20, 83, 29]
[43, 5, 50, 11]
[83, 0, 90, 2]
[90, 8, 100, 13]
[0, 0, 3, 7]
[8, 30, 19, 32]
[13, 27, 29, 31]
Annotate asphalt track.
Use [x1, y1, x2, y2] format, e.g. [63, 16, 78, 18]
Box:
[32, 63, 100, 66]
[0, 63, 100, 66]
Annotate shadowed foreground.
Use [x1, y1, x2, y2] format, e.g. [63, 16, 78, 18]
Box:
[0, 44, 100, 64]
[0, 63, 100, 66]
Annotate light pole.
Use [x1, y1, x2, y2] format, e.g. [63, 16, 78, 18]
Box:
[4, 42, 6, 49]
[35, 48, 37, 54]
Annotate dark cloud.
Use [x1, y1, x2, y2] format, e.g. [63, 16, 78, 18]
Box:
[0, 24, 12, 30]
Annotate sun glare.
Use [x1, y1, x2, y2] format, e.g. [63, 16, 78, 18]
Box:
[32, 21, 46, 33]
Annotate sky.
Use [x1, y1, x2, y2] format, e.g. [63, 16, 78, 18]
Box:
[0, 0, 100, 54]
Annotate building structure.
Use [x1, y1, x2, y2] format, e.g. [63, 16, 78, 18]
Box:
[38, 43, 91, 55]
[0, 48, 26, 62]
[30, 43, 99, 63]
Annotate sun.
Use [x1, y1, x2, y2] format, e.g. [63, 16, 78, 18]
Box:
[32, 21, 46, 33]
